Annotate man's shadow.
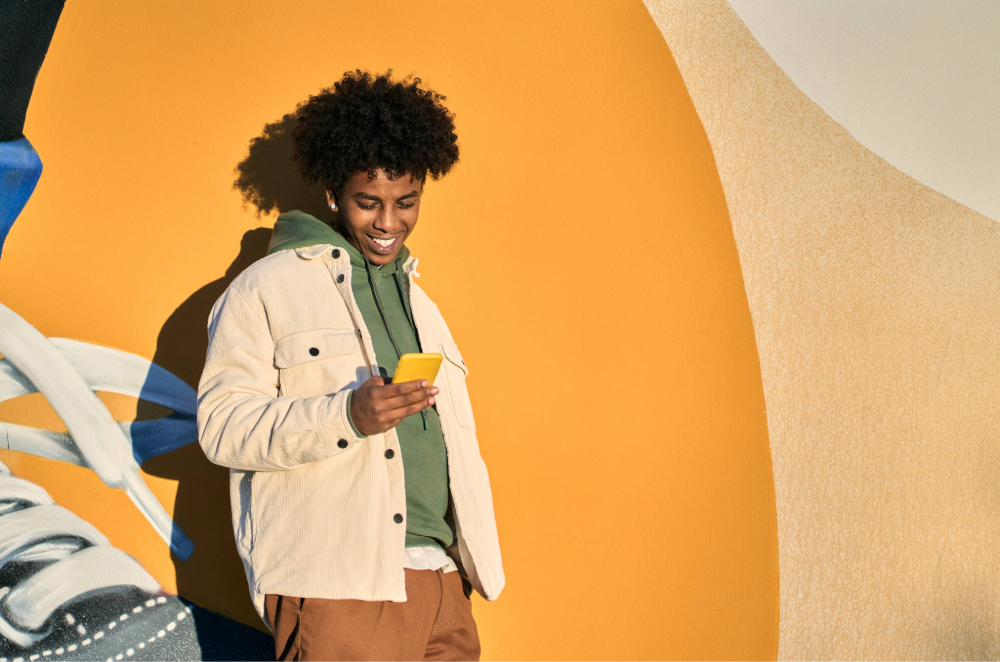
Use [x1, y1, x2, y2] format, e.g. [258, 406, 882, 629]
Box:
[137, 112, 335, 656]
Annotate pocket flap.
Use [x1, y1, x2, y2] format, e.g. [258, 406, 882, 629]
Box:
[439, 341, 469, 377]
[274, 329, 357, 369]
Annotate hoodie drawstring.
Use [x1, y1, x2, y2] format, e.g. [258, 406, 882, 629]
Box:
[365, 261, 429, 431]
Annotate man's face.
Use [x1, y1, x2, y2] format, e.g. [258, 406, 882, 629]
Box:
[329, 169, 422, 266]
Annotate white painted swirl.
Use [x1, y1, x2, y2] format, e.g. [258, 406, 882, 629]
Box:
[0, 303, 193, 560]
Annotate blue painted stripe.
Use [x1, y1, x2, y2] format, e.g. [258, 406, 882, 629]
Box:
[0, 138, 43, 259]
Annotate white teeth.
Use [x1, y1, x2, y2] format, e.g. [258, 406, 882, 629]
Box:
[374, 237, 395, 248]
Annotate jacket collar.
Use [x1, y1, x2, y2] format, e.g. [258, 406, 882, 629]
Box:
[294, 244, 334, 260]
[295, 242, 419, 279]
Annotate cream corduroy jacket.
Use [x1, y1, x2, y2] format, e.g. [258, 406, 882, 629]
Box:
[196, 244, 504, 620]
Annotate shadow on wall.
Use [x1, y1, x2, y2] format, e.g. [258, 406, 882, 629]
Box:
[232, 113, 332, 220]
[137, 112, 332, 646]
[137, 227, 273, 650]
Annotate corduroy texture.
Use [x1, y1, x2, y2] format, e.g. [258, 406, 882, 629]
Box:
[197, 244, 504, 624]
[267, 211, 452, 552]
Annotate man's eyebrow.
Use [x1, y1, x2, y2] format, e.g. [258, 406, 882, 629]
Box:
[353, 192, 382, 201]
[396, 191, 419, 201]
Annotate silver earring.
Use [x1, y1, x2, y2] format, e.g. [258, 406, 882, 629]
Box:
[330, 203, 338, 211]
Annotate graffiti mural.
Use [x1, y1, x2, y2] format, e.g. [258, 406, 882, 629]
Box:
[0, 455, 196, 660]
[0, 302, 273, 661]
[0, 305, 196, 559]
[0, 2, 271, 659]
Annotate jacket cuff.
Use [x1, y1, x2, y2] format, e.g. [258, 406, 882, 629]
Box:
[322, 389, 367, 452]
[345, 390, 368, 439]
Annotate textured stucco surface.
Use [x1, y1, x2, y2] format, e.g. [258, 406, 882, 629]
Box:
[727, 0, 1000, 222]
[644, 1, 1000, 659]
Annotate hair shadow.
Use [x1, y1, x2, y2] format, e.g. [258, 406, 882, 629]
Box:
[233, 112, 332, 220]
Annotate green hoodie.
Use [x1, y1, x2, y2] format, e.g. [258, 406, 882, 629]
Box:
[268, 210, 452, 551]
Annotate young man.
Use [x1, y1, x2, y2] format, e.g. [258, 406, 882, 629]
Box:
[197, 70, 504, 661]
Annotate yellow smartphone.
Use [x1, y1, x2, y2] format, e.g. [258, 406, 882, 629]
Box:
[391, 352, 443, 386]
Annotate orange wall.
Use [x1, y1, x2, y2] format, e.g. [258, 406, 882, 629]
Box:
[0, 0, 778, 658]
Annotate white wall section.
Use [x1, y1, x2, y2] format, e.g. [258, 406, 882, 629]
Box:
[727, 0, 1000, 222]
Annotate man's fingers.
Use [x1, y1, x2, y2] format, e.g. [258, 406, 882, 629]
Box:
[365, 389, 434, 415]
[353, 377, 438, 434]
[375, 379, 431, 397]
[397, 388, 436, 407]
[381, 398, 435, 427]
[399, 399, 434, 418]
[379, 388, 436, 413]
[372, 379, 437, 407]
[381, 394, 434, 419]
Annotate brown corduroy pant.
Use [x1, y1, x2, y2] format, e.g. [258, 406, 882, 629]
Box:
[265, 569, 480, 661]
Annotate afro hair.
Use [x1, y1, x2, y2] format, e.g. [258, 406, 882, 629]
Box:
[291, 70, 459, 196]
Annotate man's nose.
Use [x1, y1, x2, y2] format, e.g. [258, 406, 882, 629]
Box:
[374, 208, 402, 233]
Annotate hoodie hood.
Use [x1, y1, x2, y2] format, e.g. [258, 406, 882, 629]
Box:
[267, 210, 353, 256]
[267, 210, 410, 267]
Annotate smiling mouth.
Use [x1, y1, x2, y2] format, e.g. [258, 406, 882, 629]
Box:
[367, 234, 400, 255]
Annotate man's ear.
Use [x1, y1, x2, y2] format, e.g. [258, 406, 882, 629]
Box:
[325, 189, 338, 208]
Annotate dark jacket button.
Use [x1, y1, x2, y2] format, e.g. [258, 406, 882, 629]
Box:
[393, 513, 403, 524]
[337, 439, 348, 449]
[332, 249, 341, 259]
[384, 449, 395, 459]
[336, 274, 345, 283]
[309, 347, 319, 356]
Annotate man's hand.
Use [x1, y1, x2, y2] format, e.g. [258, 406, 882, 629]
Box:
[349, 376, 438, 436]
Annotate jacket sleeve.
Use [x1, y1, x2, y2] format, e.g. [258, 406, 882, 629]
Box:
[196, 284, 365, 471]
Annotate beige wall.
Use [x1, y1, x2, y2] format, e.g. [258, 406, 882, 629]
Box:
[644, 0, 1000, 658]
[727, 0, 1000, 222]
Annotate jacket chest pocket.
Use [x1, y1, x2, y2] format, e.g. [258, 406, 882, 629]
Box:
[439, 341, 476, 431]
[274, 328, 362, 396]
